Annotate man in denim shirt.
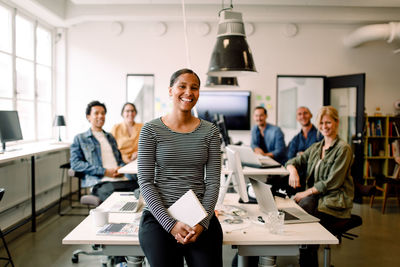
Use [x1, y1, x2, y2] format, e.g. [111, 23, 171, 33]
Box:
[251, 106, 287, 165]
[287, 106, 323, 160]
[70, 101, 125, 188]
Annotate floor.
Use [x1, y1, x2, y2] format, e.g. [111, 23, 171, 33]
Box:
[1, 198, 400, 267]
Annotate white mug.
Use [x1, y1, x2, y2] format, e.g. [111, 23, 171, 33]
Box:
[90, 208, 108, 227]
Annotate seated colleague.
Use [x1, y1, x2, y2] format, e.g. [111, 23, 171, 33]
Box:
[251, 106, 287, 165]
[287, 106, 323, 160]
[138, 69, 222, 267]
[70, 100, 127, 190]
[111, 102, 143, 164]
[285, 106, 354, 267]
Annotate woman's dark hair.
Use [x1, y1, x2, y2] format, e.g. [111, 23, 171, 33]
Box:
[121, 102, 137, 116]
[86, 100, 107, 116]
[169, 68, 201, 87]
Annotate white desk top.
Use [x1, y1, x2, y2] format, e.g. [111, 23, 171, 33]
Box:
[118, 160, 289, 176]
[0, 142, 70, 164]
[219, 194, 338, 246]
[63, 192, 338, 246]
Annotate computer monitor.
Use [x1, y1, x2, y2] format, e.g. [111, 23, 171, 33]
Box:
[0, 110, 23, 152]
[225, 146, 249, 203]
[196, 90, 251, 130]
[213, 114, 231, 146]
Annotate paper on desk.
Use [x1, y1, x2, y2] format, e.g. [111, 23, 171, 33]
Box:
[167, 189, 207, 227]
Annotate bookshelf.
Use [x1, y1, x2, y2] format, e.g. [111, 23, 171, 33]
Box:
[364, 115, 400, 182]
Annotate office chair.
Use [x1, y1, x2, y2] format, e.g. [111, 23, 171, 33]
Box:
[322, 214, 362, 267]
[370, 173, 400, 214]
[0, 188, 15, 267]
[58, 163, 88, 216]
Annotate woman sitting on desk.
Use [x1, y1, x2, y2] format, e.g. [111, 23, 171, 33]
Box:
[137, 69, 223, 267]
[286, 105, 354, 267]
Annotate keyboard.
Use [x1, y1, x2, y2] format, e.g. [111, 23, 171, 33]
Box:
[120, 201, 137, 211]
[278, 209, 300, 221]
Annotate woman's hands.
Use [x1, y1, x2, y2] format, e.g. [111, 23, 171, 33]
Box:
[287, 165, 301, 188]
[171, 222, 204, 245]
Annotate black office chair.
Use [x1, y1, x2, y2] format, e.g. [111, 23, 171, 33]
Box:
[322, 214, 362, 267]
[58, 163, 88, 216]
[0, 188, 15, 267]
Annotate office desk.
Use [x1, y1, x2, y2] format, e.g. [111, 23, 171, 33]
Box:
[118, 160, 289, 177]
[0, 142, 70, 232]
[63, 192, 337, 267]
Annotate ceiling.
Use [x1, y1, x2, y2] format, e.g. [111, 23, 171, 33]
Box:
[6, 0, 400, 27]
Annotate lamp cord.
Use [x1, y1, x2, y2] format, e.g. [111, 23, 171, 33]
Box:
[219, 0, 233, 16]
[180, 0, 191, 69]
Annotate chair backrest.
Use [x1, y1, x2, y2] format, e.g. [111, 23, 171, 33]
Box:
[0, 188, 4, 202]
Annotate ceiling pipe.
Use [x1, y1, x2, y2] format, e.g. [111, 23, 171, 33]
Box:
[343, 22, 400, 49]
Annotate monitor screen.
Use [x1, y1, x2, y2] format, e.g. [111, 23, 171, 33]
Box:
[0, 110, 23, 143]
[195, 91, 251, 130]
[225, 146, 249, 203]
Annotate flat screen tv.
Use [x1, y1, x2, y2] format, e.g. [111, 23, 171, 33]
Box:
[0, 110, 23, 152]
[195, 91, 251, 130]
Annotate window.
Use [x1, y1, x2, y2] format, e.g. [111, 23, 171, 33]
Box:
[0, 3, 54, 142]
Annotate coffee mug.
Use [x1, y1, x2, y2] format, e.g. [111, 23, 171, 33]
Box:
[90, 208, 108, 227]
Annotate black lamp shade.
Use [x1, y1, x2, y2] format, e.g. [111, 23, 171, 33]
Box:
[208, 35, 256, 77]
[206, 76, 239, 87]
[53, 115, 66, 127]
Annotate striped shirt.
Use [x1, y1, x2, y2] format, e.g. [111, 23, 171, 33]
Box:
[138, 117, 221, 233]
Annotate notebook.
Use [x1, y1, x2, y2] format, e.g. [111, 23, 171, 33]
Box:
[249, 177, 319, 224]
[228, 145, 281, 168]
[97, 223, 139, 236]
[167, 190, 208, 227]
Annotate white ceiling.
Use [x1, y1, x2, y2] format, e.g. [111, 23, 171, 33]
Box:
[6, 0, 400, 27]
[69, 0, 400, 7]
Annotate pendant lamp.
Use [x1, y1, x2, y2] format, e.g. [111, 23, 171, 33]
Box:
[207, 10, 256, 77]
[206, 76, 239, 87]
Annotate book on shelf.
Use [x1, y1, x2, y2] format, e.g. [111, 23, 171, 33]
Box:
[394, 121, 400, 137]
[392, 140, 400, 157]
[390, 164, 400, 179]
[375, 120, 382, 136]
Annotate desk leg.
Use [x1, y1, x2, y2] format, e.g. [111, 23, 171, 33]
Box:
[323, 245, 331, 267]
[238, 255, 248, 267]
[31, 156, 36, 232]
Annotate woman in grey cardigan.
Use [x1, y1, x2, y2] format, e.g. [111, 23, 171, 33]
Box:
[285, 105, 354, 267]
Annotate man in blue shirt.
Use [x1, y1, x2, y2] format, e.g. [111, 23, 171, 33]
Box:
[287, 106, 323, 160]
[251, 106, 287, 165]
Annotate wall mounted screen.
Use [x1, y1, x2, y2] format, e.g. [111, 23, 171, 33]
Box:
[195, 91, 251, 130]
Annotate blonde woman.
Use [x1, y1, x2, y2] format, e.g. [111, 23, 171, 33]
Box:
[285, 106, 354, 267]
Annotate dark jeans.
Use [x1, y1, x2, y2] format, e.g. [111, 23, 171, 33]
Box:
[139, 210, 223, 267]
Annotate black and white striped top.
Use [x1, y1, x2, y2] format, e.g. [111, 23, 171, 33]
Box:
[138, 117, 221, 233]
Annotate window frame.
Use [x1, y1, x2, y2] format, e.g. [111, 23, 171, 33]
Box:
[0, 2, 55, 142]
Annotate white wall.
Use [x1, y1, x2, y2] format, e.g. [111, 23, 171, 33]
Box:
[65, 20, 400, 143]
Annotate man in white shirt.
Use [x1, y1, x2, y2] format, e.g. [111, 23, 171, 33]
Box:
[70, 101, 137, 200]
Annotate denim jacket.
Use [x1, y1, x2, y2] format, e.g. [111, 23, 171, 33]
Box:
[70, 128, 124, 187]
[251, 124, 287, 165]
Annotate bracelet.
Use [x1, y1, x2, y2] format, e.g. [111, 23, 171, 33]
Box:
[309, 188, 314, 195]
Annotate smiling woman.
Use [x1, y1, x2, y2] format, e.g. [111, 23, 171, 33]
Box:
[137, 68, 223, 267]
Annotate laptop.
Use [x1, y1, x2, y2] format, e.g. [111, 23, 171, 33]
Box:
[108, 193, 144, 213]
[228, 145, 281, 168]
[249, 177, 319, 224]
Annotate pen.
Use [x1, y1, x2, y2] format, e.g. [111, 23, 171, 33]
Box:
[120, 193, 134, 196]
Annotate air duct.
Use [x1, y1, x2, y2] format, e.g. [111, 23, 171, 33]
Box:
[343, 22, 400, 51]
